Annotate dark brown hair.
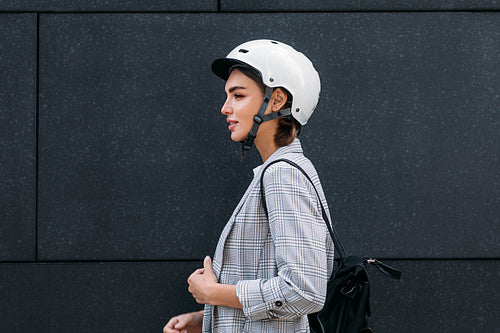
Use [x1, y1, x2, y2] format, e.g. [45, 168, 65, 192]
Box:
[275, 113, 301, 147]
[232, 66, 300, 147]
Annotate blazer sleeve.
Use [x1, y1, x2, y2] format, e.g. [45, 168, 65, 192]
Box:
[235, 162, 329, 321]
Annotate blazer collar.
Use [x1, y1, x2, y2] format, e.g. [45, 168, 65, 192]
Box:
[267, 137, 303, 160]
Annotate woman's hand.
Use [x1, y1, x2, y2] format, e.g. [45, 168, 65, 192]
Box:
[163, 310, 203, 333]
[187, 256, 218, 304]
[186, 256, 242, 309]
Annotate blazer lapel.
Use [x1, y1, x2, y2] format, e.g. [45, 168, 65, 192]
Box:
[212, 175, 259, 277]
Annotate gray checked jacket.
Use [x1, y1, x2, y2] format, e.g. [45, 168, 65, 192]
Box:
[202, 139, 335, 332]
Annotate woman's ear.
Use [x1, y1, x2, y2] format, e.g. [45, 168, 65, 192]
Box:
[271, 88, 288, 112]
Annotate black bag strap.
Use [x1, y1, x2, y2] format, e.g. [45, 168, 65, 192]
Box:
[259, 158, 347, 260]
[365, 258, 402, 280]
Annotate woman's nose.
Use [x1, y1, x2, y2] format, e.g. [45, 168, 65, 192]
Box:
[221, 99, 231, 115]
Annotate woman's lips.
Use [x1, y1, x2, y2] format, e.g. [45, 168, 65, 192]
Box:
[227, 120, 238, 131]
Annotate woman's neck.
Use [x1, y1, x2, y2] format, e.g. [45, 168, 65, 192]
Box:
[255, 142, 279, 162]
[254, 124, 280, 162]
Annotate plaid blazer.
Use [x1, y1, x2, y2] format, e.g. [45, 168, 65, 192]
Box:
[202, 139, 335, 332]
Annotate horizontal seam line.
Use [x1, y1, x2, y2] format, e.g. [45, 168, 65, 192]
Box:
[0, 9, 498, 14]
[1, 257, 499, 264]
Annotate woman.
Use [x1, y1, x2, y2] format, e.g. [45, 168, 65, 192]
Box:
[164, 39, 334, 333]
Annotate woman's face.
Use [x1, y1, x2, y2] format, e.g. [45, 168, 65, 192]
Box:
[221, 69, 265, 142]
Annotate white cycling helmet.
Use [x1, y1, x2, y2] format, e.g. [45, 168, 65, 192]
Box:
[212, 39, 321, 126]
[212, 39, 321, 158]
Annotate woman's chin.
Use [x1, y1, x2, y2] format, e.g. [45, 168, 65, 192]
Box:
[230, 133, 246, 142]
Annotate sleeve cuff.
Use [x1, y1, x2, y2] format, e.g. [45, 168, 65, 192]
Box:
[235, 278, 287, 321]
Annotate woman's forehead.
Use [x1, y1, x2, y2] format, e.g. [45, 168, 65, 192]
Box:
[225, 69, 257, 90]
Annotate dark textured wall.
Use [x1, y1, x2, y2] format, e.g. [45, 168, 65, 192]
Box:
[0, 14, 36, 261]
[0, 2, 499, 333]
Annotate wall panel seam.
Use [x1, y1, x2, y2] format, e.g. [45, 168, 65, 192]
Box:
[0, 10, 220, 14]
[34, 12, 39, 263]
[217, 9, 500, 13]
[0, 9, 498, 14]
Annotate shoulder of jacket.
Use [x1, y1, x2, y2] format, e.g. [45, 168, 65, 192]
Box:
[261, 158, 314, 185]
[265, 155, 314, 172]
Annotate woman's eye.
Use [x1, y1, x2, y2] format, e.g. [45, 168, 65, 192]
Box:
[234, 94, 243, 99]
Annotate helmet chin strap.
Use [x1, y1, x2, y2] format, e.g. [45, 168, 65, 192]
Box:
[240, 86, 292, 160]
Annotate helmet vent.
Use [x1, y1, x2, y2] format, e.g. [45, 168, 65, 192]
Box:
[238, 49, 249, 53]
[270, 41, 278, 44]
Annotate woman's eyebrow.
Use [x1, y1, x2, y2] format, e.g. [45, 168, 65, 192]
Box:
[228, 86, 246, 93]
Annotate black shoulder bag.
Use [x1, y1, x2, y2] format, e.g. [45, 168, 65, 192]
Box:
[260, 159, 402, 333]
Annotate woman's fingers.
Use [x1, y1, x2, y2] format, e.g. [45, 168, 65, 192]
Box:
[164, 310, 204, 333]
[163, 316, 183, 333]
